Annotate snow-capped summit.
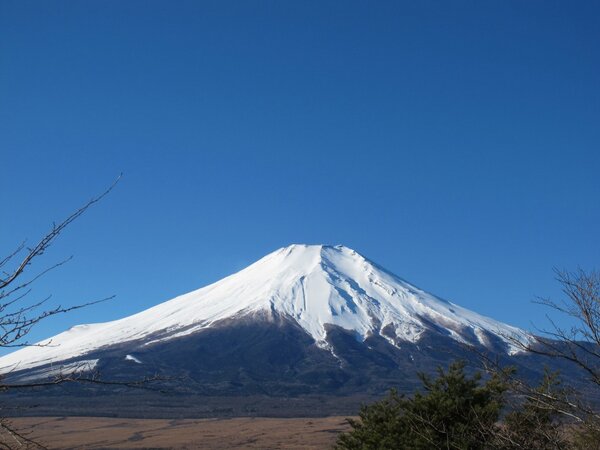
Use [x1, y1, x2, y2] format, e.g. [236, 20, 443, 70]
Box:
[0, 244, 530, 374]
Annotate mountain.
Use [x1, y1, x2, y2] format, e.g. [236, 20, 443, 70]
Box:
[0, 245, 528, 372]
[0, 244, 552, 417]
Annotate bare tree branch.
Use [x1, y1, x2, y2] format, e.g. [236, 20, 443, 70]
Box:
[0, 176, 124, 450]
[0, 175, 121, 291]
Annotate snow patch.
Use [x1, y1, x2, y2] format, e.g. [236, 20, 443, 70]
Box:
[125, 354, 142, 364]
[9, 359, 98, 382]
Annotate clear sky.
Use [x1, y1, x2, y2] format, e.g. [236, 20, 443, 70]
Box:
[1, 1, 598, 351]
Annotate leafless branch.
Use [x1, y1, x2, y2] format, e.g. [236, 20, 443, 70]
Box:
[0, 176, 121, 352]
[0, 176, 122, 450]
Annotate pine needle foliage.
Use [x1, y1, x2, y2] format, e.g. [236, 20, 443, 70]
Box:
[336, 360, 508, 450]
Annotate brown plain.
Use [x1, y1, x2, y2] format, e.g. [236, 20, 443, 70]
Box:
[8, 416, 353, 449]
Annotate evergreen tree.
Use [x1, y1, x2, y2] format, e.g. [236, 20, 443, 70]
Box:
[336, 361, 508, 450]
[498, 370, 569, 449]
[496, 371, 569, 450]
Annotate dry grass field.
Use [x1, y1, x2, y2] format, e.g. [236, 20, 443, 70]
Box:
[7, 416, 353, 449]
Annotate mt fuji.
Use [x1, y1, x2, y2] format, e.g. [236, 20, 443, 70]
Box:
[0, 245, 548, 417]
[0, 245, 529, 373]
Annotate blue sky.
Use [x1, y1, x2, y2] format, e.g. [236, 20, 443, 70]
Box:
[1, 1, 599, 350]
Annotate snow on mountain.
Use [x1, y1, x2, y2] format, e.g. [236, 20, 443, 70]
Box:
[0, 244, 531, 374]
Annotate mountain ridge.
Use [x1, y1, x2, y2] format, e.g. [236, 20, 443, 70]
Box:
[0, 244, 530, 375]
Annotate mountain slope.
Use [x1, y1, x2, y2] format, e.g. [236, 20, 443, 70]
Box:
[0, 244, 529, 375]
